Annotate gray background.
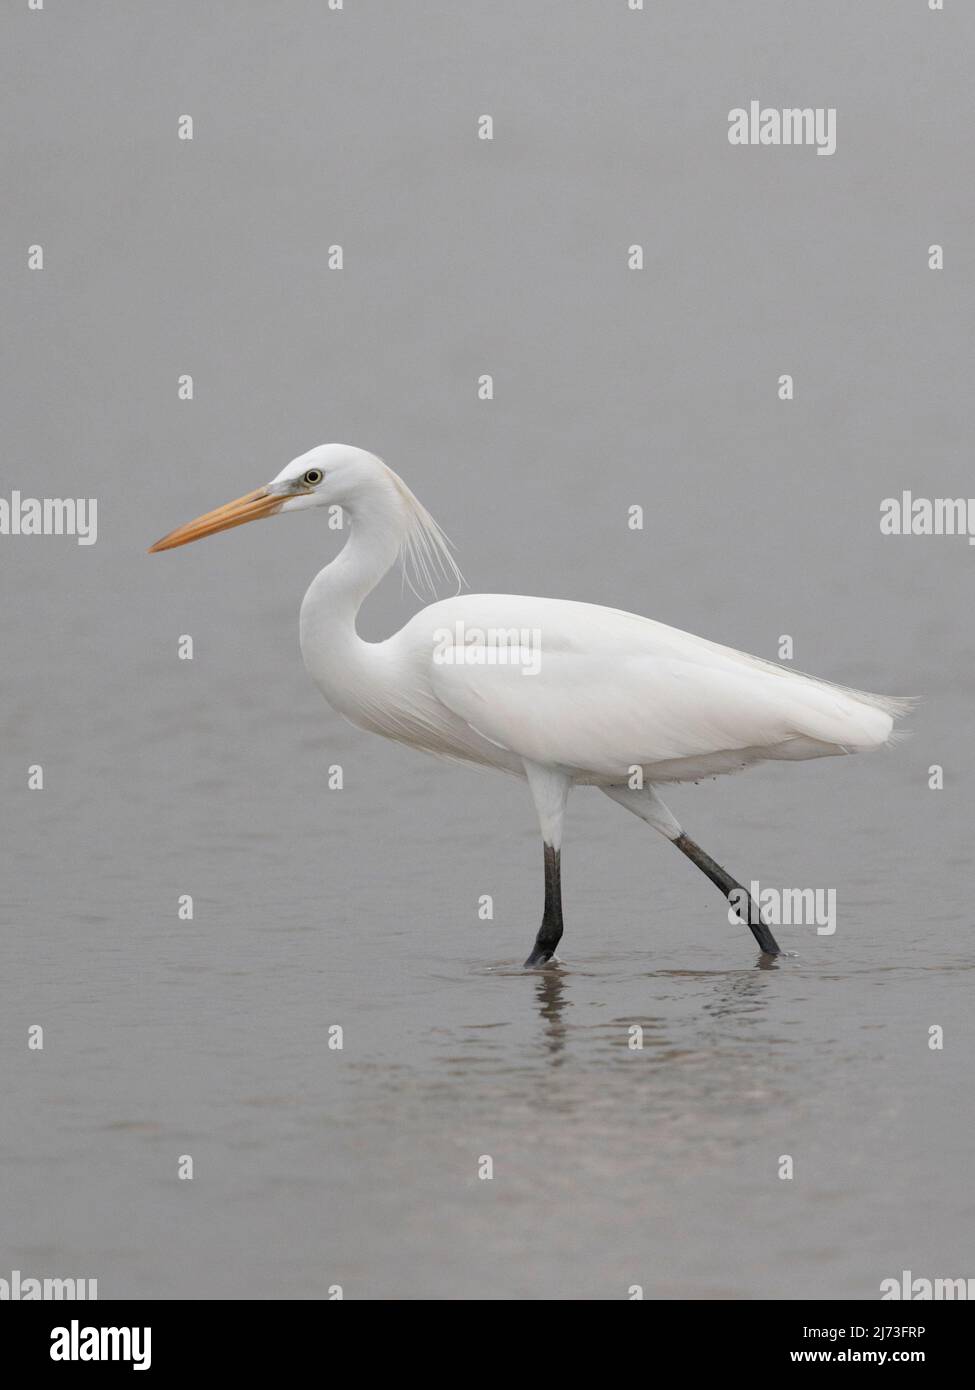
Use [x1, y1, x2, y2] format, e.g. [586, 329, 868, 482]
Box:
[2, 0, 973, 1299]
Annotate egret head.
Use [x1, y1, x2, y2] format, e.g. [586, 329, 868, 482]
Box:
[148, 443, 388, 552]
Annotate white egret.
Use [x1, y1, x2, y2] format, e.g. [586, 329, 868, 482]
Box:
[150, 444, 910, 965]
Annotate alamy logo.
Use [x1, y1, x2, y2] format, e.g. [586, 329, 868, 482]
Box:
[0, 1269, 97, 1300]
[880, 492, 975, 545]
[728, 101, 836, 156]
[0, 491, 98, 544]
[50, 1320, 151, 1371]
[881, 1270, 975, 1300]
[728, 882, 836, 935]
[432, 622, 542, 676]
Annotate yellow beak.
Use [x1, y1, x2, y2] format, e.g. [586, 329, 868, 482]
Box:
[148, 487, 283, 553]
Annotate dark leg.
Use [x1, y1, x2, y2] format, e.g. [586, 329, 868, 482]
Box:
[524, 843, 563, 967]
[673, 832, 782, 956]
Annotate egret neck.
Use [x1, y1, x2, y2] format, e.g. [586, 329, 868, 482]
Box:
[298, 475, 409, 709]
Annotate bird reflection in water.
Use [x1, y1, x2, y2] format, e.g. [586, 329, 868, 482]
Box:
[533, 966, 570, 1062]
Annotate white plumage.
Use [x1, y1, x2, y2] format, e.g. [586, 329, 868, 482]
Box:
[151, 443, 910, 964]
[422, 593, 904, 782]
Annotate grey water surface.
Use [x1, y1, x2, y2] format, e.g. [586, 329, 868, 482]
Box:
[1, 1, 973, 1299]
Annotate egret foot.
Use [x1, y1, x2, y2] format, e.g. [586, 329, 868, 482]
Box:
[524, 944, 560, 968]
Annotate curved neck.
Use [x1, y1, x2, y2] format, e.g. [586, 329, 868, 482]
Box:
[299, 485, 409, 683]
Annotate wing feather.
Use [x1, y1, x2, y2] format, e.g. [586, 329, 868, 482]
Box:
[416, 595, 908, 781]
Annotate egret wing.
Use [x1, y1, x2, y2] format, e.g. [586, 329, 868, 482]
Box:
[423, 595, 901, 779]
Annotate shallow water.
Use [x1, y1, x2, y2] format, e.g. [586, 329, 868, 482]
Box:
[3, 636, 971, 1298]
[2, 0, 974, 1300]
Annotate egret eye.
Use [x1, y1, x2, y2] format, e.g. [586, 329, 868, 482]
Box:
[303, 468, 324, 486]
